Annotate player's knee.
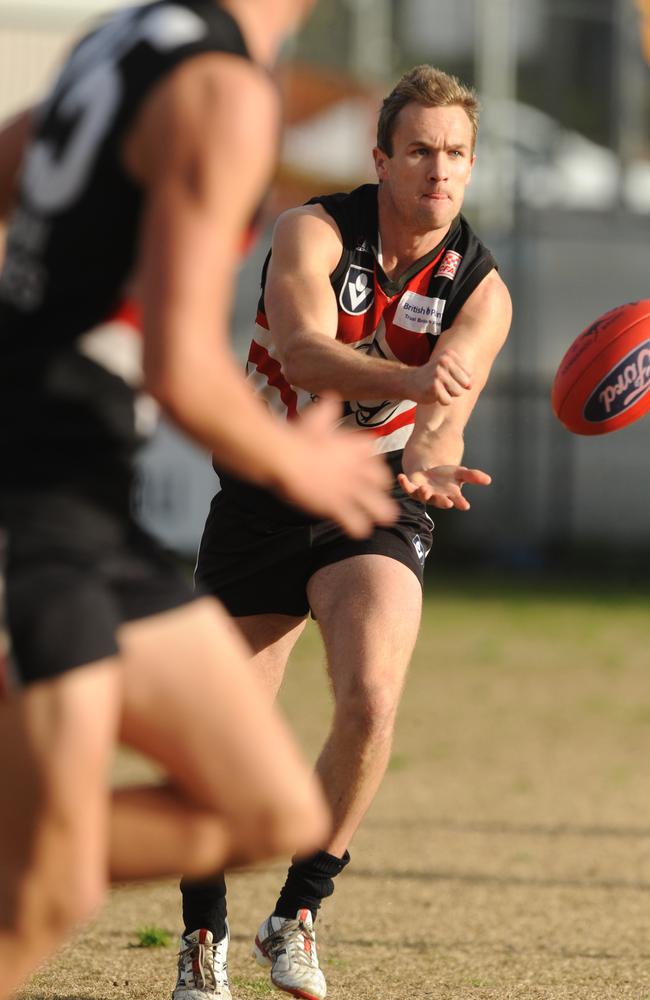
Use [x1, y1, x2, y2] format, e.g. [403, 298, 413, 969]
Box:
[280, 777, 330, 854]
[336, 681, 400, 739]
[245, 778, 330, 860]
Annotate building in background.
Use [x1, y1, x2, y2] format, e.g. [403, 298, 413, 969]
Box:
[1, 0, 649, 567]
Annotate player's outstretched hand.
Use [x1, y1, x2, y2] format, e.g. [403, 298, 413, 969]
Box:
[282, 396, 397, 538]
[397, 464, 491, 510]
[410, 348, 472, 405]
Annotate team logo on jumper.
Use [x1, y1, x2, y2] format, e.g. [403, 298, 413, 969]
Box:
[394, 292, 445, 335]
[344, 397, 400, 428]
[435, 250, 462, 280]
[340, 264, 374, 315]
[412, 534, 426, 564]
[342, 341, 400, 427]
[584, 341, 650, 423]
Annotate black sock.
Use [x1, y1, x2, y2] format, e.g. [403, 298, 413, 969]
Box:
[180, 873, 227, 940]
[274, 850, 351, 922]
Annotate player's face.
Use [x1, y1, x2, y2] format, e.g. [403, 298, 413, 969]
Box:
[374, 102, 476, 234]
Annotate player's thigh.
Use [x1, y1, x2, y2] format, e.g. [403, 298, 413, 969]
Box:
[196, 490, 312, 620]
[117, 597, 316, 819]
[234, 613, 307, 698]
[0, 660, 120, 915]
[307, 554, 422, 702]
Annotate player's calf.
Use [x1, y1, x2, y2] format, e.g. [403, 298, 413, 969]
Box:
[0, 816, 106, 999]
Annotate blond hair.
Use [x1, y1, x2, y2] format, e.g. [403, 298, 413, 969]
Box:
[377, 65, 480, 154]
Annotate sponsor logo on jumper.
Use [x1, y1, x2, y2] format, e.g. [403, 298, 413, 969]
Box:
[340, 264, 374, 315]
[435, 250, 462, 280]
[395, 292, 445, 335]
[583, 341, 650, 422]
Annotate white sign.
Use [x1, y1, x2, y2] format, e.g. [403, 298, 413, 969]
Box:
[394, 291, 445, 335]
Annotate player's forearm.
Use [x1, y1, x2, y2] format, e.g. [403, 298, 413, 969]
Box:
[402, 423, 465, 474]
[281, 331, 415, 400]
[146, 346, 302, 495]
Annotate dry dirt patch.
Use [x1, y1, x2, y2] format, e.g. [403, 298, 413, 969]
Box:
[18, 580, 650, 1000]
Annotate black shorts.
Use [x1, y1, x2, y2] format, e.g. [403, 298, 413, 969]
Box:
[0, 491, 196, 686]
[195, 476, 434, 618]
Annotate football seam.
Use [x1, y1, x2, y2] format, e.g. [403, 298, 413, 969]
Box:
[556, 309, 650, 424]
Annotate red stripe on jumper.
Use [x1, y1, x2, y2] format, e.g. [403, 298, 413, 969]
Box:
[371, 405, 417, 438]
[255, 309, 270, 330]
[248, 339, 298, 418]
[109, 298, 142, 330]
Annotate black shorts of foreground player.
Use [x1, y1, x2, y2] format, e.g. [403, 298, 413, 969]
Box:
[0, 1, 399, 997]
[175, 65, 512, 1000]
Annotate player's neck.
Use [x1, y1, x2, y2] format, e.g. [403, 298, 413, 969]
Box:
[377, 186, 450, 280]
[220, 0, 293, 66]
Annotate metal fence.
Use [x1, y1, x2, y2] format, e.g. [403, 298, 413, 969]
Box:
[1, 1, 649, 567]
[135, 206, 650, 565]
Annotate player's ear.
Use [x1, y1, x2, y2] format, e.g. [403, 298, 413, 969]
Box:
[467, 150, 476, 184]
[373, 146, 390, 180]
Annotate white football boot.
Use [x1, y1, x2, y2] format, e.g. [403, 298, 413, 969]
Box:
[173, 926, 232, 1000]
[253, 908, 326, 1000]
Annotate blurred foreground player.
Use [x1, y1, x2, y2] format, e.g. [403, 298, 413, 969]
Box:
[0, 1, 397, 996]
[175, 65, 512, 1000]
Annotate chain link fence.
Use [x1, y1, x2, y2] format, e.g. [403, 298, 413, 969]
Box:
[1, 1, 649, 569]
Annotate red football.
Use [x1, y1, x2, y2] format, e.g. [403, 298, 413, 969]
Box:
[551, 300, 650, 435]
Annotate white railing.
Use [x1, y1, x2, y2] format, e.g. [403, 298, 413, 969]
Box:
[0, 1, 130, 119]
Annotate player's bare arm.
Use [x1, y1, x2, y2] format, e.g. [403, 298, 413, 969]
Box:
[266, 206, 472, 405]
[126, 56, 394, 536]
[399, 269, 512, 509]
[127, 53, 286, 472]
[0, 108, 31, 217]
[0, 108, 32, 258]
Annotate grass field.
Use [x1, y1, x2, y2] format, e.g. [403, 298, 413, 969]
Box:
[18, 576, 650, 1000]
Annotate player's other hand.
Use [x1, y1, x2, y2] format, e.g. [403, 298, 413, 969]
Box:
[280, 396, 397, 538]
[397, 464, 491, 510]
[411, 348, 472, 405]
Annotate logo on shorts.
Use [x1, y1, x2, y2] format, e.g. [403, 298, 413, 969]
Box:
[583, 340, 650, 423]
[435, 250, 462, 280]
[412, 533, 426, 564]
[340, 264, 374, 315]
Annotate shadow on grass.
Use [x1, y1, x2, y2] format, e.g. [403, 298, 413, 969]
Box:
[352, 866, 650, 892]
[26, 996, 100, 1000]
[329, 936, 650, 962]
[368, 816, 650, 838]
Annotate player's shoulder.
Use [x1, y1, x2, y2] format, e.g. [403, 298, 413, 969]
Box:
[271, 203, 344, 269]
[465, 268, 512, 340]
[276, 202, 342, 234]
[127, 52, 277, 182]
[455, 213, 496, 260]
[160, 51, 276, 125]
[469, 267, 511, 314]
[272, 183, 378, 258]
[478, 267, 510, 301]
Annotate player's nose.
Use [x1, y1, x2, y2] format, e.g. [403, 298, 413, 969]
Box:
[427, 153, 448, 181]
